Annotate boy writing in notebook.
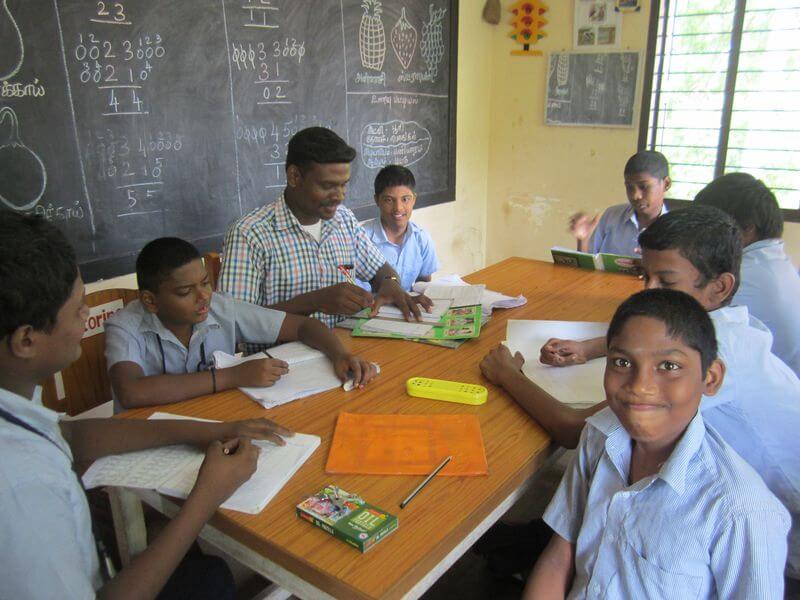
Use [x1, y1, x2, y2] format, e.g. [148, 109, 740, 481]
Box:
[569, 150, 671, 256]
[106, 237, 377, 411]
[356, 165, 439, 292]
[480, 206, 800, 581]
[0, 212, 293, 599]
[694, 172, 800, 376]
[525, 289, 789, 598]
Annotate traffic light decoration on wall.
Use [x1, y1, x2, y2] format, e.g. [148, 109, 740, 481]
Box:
[509, 1, 548, 56]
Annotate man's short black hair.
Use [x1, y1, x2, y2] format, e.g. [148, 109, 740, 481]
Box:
[639, 206, 742, 305]
[374, 164, 416, 197]
[136, 237, 201, 292]
[285, 127, 356, 173]
[624, 150, 670, 180]
[694, 172, 783, 241]
[0, 212, 78, 338]
[607, 288, 718, 374]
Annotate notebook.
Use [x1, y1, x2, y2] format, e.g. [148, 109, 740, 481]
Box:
[81, 412, 320, 514]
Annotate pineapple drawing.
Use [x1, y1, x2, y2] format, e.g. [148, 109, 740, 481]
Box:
[391, 7, 417, 70]
[420, 4, 446, 78]
[360, 0, 386, 71]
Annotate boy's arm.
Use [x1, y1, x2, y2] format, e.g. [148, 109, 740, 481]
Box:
[523, 534, 575, 600]
[370, 263, 433, 320]
[569, 212, 600, 253]
[480, 344, 604, 448]
[539, 336, 608, 367]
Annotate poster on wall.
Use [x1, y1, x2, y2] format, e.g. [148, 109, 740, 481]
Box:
[574, 0, 622, 49]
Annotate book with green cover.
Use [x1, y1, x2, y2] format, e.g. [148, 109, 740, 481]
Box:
[551, 246, 598, 270]
[351, 304, 483, 342]
[551, 246, 641, 276]
[296, 485, 398, 553]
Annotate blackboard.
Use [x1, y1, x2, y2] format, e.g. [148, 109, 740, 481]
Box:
[545, 51, 639, 128]
[0, 0, 458, 280]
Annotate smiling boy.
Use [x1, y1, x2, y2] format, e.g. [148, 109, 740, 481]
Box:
[357, 165, 439, 292]
[106, 237, 377, 411]
[570, 150, 671, 256]
[525, 289, 789, 598]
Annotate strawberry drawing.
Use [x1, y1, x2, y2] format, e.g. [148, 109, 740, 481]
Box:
[391, 8, 417, 70]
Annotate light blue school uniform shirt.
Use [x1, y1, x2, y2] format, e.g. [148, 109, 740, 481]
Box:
[733, 238, 800, 377]
[588, 202, 668, 256]
[702, 305, 800, 579]
[105, 292, 285, 411]
[356, 218, 439, 292]
[544, 407, 790, 599]
[0, 386, 101, 599]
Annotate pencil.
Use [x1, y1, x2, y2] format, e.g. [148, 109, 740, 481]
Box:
[400, 456, 452, 509]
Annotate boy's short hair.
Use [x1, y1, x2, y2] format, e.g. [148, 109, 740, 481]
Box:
[285, 127, 356, 173]
[694, 172, 783, 241]
[0, 212, 78, 338]
[639, 206, 742, 305]
[624, 150, 670, 180]
[374, 165, 416, 197]
[607, 288, 718, 373]
[136, 237, 201, 292]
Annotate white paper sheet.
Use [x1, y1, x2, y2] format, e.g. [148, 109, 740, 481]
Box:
[414, 275, 527, 314]
[360, 318, 433, 337]
[376, 298, 452, 323]
[82, 412, 320, 513]
[505, 320, 609, 408]
[423, 283, 485, 307]
[266, 341, 325, 365]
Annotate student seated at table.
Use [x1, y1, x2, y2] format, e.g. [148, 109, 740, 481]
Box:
[569, 150, 671, 256]
[480, 206, 800, 581]
[694, 172, 800, 377]
[218, 127, 432, 327]
[355, 165, 439, 292]
[524, 288, 789, 598]
[0, 212, 294, 599]
[106, 237, 377, 411]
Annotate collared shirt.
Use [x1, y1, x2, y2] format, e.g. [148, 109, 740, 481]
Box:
[544, 407, 790, 599]
[702, 305, 800, 579]
[105, 292, 285, 411]
[356, 218, 439, 292]
[588, 202, 668, 256]
[218, 194, 386, 327]
[733, 238, 800, 377]
[0, 387, 101, 598]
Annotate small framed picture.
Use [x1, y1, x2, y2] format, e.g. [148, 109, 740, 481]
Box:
[615, 0, 641, 12]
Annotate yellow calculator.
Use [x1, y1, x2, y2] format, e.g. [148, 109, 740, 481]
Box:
[406, 377, 488, 406]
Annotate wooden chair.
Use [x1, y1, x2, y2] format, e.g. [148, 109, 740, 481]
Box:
[203, 251, 221, 291]
[41, 288, 139, 416]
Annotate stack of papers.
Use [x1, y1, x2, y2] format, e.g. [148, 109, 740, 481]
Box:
[82, 412, 320, 514]
[375, 298, 453, 323]
[413, 274, 527, 315]
[505, 320, 608, 408]
[360, 319, 434, 337]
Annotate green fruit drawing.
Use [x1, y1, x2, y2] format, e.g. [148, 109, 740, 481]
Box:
[0, 106, 47, 211]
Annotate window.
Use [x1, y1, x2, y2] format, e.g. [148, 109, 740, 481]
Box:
[640, 0, 800, 218]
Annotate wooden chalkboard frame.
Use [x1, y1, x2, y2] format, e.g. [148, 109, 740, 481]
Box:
[544, 51, 642, 129]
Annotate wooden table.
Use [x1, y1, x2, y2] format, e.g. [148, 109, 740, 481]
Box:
[112, 258, 642, 599]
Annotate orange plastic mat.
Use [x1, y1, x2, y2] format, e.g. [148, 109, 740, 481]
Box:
[325, 413, 489, 476]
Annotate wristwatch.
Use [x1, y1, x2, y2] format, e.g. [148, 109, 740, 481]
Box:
[382, 275, 399, 283]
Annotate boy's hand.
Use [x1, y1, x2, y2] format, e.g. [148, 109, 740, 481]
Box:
[480, 344, 525, 387]
[191, 438, 259, 507]
[539, 338, 587, 366]
[314, 283, 373, 315]
[230, 357, 289, 388]
[332, 352, 378, 388]
[569, 212, 600, 242]
[222, 418, 294, 446]
[372, 279, 433, 321]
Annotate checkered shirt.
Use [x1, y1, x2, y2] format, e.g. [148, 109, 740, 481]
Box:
[218, 194, 386, 327]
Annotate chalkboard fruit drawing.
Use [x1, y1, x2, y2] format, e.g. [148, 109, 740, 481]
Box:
[360, 120, 431, 169]
[391, 8, 417, 70]
[0, 0, 25, 81]
[359, 0, 386, 71]
[420, 4, 446, 77]
[0, 106, 47, 211]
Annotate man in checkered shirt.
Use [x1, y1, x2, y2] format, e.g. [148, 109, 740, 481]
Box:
[219, 127, 432, 328]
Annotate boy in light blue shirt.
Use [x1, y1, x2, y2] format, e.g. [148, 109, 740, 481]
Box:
[569, 150, 671, 256]
[695, 172, 800, 376]
[106, 237, 377, 411]
[357, 165, 439, 292]
[526, 289, 789, 598]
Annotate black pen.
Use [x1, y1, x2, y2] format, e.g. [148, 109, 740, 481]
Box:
[400, 456, 452, 509]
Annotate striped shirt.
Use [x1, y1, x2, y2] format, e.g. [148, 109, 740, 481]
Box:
[544, 407, 790, 599]
[218, 194, 386, 327]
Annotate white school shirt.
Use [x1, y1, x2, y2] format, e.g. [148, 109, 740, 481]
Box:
[544, 408, 790, 599]
[587, 202, 668, 257]
[0, 387, 101, 599]
[733, 238, 800, 377]
[703, 305, 800, 579]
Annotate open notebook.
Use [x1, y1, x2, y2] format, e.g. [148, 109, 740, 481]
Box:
[82, 412, 320, 514]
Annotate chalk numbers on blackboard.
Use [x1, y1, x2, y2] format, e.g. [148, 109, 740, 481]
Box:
[91, 2, 130, 26]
